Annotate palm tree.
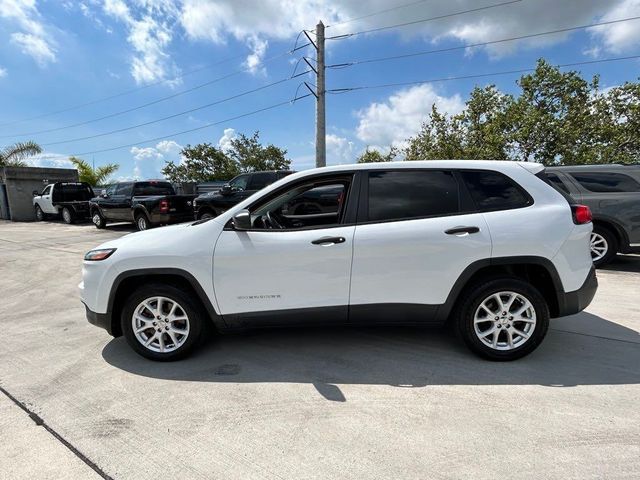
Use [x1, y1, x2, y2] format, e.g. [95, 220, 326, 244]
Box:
[69, 156, 119, 186]
[0, 141, 42, 167]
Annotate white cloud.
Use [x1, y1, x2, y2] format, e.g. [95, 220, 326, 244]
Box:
[355, 84, 464, 150]
[0, 66, 6, 77]
[588, 0, 640, 54]
[130, 139, 183, 178]
[102, 0, 181, 85]
[244, 35, 268, 75]
[29, 153, 74, 169]
[0, 0, 57, 66]
[217, 128, 236, 152]
[326, 133, 355, 164]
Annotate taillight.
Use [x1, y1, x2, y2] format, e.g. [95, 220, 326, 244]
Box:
[159, 199, 169, 213]
[571, 204, 592, 224]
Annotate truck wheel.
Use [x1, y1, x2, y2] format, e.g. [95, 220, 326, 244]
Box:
[34, 205, 45, 221]
[135, 213, 152, 231]
[454, 278, 550, 361]
[62, 207, 74, 224]
[121, 283, 205, 361]
[92, 210, 106, 229]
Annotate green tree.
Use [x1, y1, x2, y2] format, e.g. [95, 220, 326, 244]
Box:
[162, 143, 239, 183]
[357, 147, 397, 163]
[0, 141, 42, 167]
[69, 156, 119, 185]
[227, 131, 291, 172]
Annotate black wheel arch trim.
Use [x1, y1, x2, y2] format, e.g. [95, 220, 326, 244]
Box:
[591, 215, 629, 251]
[103, 268, 224, 336]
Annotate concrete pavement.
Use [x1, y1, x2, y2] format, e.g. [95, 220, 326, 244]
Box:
[1, 220, 639, 479]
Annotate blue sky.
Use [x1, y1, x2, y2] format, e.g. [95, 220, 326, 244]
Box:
[1, 0, 639, 180]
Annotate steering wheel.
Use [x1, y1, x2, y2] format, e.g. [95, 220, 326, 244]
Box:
[265, 211, 284, 229]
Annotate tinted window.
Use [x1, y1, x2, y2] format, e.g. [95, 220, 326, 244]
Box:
[133, 182, 175, 196]
[248, 173, 276, 190]
[42, 185, 51, 196]
[105, 184, 117, 196]
[546, 173, 569, 194]
[55, 183, 94, 202]
[368, 170, 459, 222]
[115, 183, 133, 196]
[229, 174, 250, 190]
[569, 172, 640, 193]
[461, 170, 531, 211]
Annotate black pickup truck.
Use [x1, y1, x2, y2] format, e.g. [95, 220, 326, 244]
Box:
[193, 171, 293, 219]
[89, 181, 196, 231]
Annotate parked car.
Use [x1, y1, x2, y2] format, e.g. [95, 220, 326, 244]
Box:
[33, 182, 95, 224]
[89, 180, 196, 231]
[193, 171, 293, 220]
[80, 160, 596, 362]
[546, 165, 640, 267]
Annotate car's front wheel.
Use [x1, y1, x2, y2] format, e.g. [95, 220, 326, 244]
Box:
[92, 210, 106, 229]
[34, 205, 45, 221]
[121, 284, 205, 361]
[454, 278, 550, 361]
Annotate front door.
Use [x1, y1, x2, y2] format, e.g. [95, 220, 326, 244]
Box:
[40, 185, 56, 213]
[213, 174, 356, 326]
[349, 169, 492, 322]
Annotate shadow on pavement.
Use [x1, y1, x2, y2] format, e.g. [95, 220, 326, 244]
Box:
[103, 311, 640, 401]
[602, 254, 640, 274]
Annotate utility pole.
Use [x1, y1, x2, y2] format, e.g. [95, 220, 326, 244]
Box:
[315, 21, 326, 168]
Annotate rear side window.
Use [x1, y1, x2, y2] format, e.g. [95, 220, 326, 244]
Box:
[133, 182, 175, 196]
[460, 170, 531, 211]
[115, 183, 133, 196]
[545, 173, 570, 194]
[568, 172, 640, 193]
[367, 170, 459, 222]
[248, 173, 276, 190]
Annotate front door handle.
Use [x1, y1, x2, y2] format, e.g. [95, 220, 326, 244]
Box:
[311, 236, 346, 245]
[445, 226, 480, 235]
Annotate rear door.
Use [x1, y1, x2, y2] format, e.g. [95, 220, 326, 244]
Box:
[349, 169, 492, 322]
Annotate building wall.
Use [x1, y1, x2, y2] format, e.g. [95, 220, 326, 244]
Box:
[0, 167, 78, 221]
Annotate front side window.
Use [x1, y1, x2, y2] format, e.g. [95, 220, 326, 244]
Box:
[367, 170, 459, 222]
[229, 174, 250, 191]
[460, 170, 531, 212]
[249, 179, 350, 230]
[569, 172, 640, 193]
[42, 185, 51, 196]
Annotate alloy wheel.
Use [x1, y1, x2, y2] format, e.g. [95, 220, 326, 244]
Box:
[137, 216, 148, 230]
[92, 213, 102, 226]
[132, 296, 190, 353]
[473, 291, 537, 351]
[590, 232, 608, 262]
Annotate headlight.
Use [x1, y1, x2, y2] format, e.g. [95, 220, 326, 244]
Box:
[84, 248, 116, 261]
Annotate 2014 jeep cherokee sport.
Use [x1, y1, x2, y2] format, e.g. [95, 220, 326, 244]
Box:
[80, 161, 597, 361]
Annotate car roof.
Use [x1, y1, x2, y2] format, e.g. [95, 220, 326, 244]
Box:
[548, 164, 639, 171]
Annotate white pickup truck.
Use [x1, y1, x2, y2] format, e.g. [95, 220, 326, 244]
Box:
[33, 182, 95, 224]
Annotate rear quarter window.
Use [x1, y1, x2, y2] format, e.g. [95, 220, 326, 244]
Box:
[460, 170, 532, 212]
[568, 172, 640, 193]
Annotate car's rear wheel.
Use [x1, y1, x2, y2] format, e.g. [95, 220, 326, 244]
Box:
[121, 284, 205, 361]
[590, 226, 617, 268]
[62, 207, 74, 224]
[92, 210, 106, 229]
[454, 278, 549, 361]
[34, 205, 45, 221]
[135, 213, 152, 231]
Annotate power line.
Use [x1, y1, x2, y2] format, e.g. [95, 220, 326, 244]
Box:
[327, 16, 640, 69]
[41, 78, 299, 147]
[326, 55, 640, 93]
[0, 51, 249, 129]
[2, 50, 296, 139]
[67, 94, 313, 157]
[326, 0, 434, 28]
[326, 0, 522, 40]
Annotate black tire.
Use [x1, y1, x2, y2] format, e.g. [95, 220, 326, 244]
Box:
[92, 210, 106, 229]
[454, 277, 550, 361]
[135, 212, 152, 231]
[197, 209, 216, 220]
[591, 225, 617, 268]
[34, 204, 45, 221]
[62, 207, 74, 224]
[121, 283, 206, 361]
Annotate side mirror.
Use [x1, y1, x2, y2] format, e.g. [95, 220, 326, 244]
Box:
[32, 190, 39, 197]
[232, 209, 252, 230]
[220, 184, 233, 196]
[102, 193, 110, 199]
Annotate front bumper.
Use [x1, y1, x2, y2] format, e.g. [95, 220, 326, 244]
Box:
[556, 266, 598, 317]
[84, 304, 115, 335]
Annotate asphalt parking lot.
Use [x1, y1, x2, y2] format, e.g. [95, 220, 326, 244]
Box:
[1, 219, 639, 480]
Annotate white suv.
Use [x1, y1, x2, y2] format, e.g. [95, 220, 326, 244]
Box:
[80, 161, 597, 361]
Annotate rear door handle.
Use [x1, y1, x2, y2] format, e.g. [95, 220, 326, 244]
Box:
[311, 236, 346, 245]
[445, 226, 480, 235]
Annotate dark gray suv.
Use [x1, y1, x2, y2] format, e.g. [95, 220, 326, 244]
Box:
[546, 165, 640, 267]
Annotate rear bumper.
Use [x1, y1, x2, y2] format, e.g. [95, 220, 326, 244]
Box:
[555, 266, 598, 317]
[84, 304, 115, 336]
